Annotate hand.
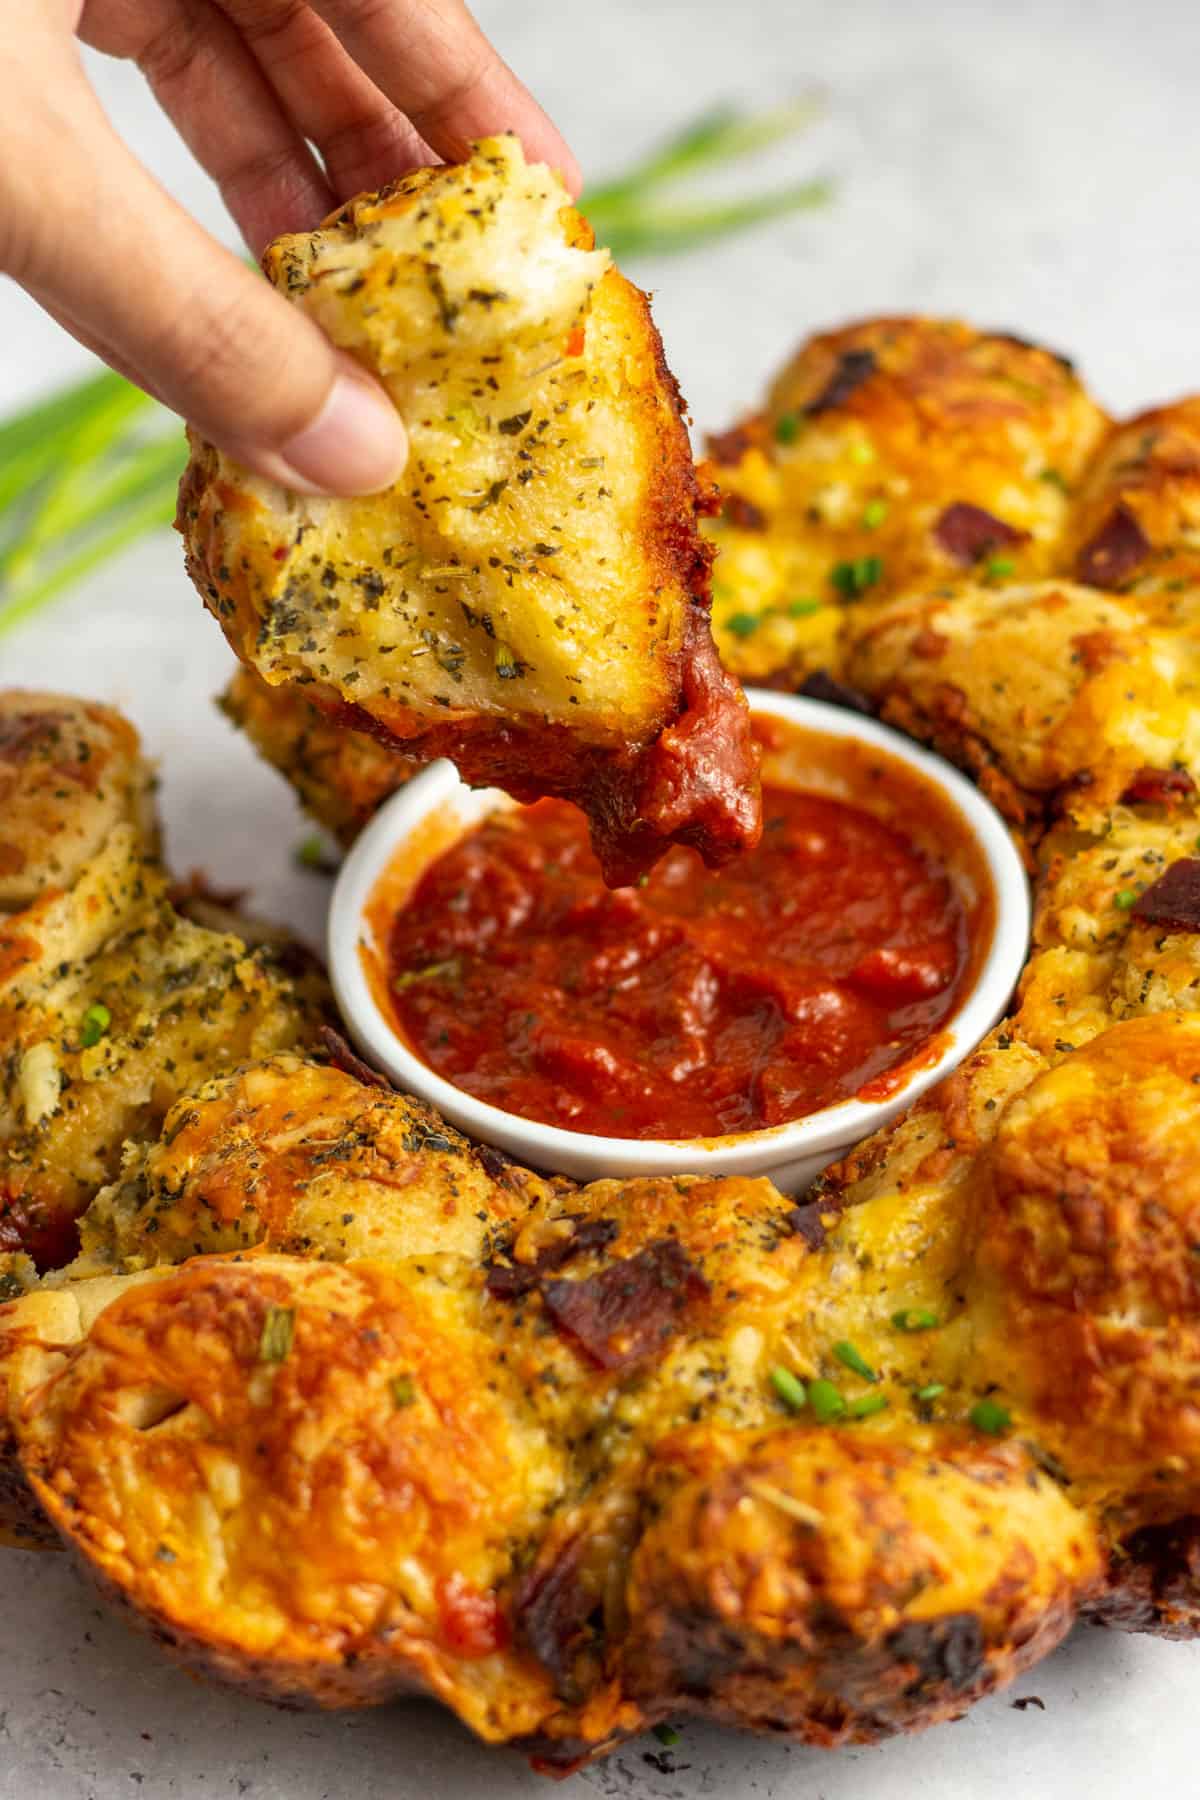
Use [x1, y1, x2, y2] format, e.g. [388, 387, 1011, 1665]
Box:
[0, 1, 578, 495]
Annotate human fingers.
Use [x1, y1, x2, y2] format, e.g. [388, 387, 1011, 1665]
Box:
[215, 0, 435, 203]
[79, 0, 336, 248]
[308, 0, 581, 194]
[2, 58, 407, 495]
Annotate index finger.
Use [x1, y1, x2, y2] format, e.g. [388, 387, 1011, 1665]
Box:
[307, 0, 581, 194]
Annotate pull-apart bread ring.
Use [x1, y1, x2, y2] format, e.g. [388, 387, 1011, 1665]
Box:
[10, 315, 1200, 1768]
[179, 135, 760, 885]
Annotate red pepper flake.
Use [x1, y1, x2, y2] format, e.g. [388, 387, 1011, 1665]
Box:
[564, 324, 586, 357]
[540, 1238, 708, 1370]
[805, 348, 877, 414]
[1120, 767, 1197, 807]
[1075, 504, 1150, 589]
[437, 1573, 510, 1658]
[272, 545, 288, 562]
[1130, 858, 1200, 932]
[934, 503, 1028, 566]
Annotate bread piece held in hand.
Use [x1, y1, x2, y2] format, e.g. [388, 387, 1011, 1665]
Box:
[179, 136, 760, 884]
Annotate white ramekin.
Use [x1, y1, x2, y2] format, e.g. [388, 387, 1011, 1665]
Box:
[328, 691, 1030, 1193]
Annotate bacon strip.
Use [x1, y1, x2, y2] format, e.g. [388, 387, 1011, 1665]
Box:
[1120, 768, 1197, 807]
[1076, 504, 1151, 590]
[806, 348, 877, 415]
[934, 503, 1028, 566]
[540, 1238, 709, 1370]
[798, 671, 876, 717]
[485, 1218, 619, 1301]
[1131, 859, 1200, 933]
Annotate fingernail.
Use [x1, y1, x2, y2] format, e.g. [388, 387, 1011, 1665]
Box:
[269, 362, 407, 497]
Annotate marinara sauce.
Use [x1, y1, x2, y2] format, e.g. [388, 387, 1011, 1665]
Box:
[382, 781, 970, 1140]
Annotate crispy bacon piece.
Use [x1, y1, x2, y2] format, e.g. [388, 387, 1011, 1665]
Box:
[1131, 859, 1200, 933]
[540, 1238, 709, 1371]
[1076, 504, 1151, 589]
[514, 1535, 595, 1696]
[722, 494, 767, 532]
[318, 1025, 393, 1092]
[934, 503, 1029, 566]
[1120, 768, 1197, 807]
[798, 670, 877, 716]
[485, 1219, 620, 1301]
[706, 421, 757, 466]
[806, 348, 878, 415]
[784, 1200, 829, 1251]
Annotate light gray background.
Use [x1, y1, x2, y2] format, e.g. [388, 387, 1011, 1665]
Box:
[2, 1, 1199, 1793]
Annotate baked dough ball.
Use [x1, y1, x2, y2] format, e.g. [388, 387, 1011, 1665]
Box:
[180, 136, 759, 884]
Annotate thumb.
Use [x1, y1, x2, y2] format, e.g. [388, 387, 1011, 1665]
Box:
[3, 70, 407, 497]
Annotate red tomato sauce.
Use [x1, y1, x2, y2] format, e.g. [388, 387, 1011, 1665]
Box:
[383, 784, 971, 1140]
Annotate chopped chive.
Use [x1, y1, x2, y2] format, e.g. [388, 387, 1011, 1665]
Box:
[829, 555, 883, 599]
[969, 1397, 1011, 1435]
[79, 1002, 111, 1049]
[390, 1373, 416, 1409]
[915, 1382, 946, 1402]
[723, 611, 762, 638]
[1113, 888, 1137, 910]
[892, 1307, 939, 1333]
[774, 412, 800, 445]
[259, 1305, 295, 1363]
[846, 1391, 889, 1419]
[770, 1365, 808, 1412]
[652, 1724, 681, 1747]
[861, 498, 888, 529]
[1039, 467, 1068, 491]
[985, 555, 1016, 579]
[787, 597, 823, 616]
[849, 440, 876, 465]
[833, 1340, 877, 1382]
[809, 1378, 846, 1423]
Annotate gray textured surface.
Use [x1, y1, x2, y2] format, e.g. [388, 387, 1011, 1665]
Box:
[3, 0, 1200, 1792]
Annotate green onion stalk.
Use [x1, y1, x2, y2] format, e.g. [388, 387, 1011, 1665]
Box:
[0, 98, 831, 640]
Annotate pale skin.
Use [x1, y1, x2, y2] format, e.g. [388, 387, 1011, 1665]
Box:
[0, 0, 580, 494]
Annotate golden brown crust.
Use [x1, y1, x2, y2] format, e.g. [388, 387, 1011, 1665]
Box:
[842, 579, 1200, 828]
[1065, 399, 1200, 616]
[620, 1426, 1098, 1744]
[704, 317, 1107, 683]
[0, 691, 154, 911]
